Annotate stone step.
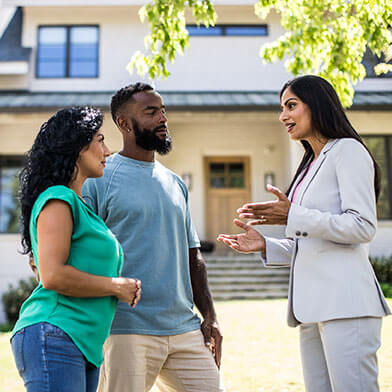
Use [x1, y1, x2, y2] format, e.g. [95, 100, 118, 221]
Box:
[208, 276, 289, 284]
[207, 269, 289, 277]
[210, 283, 289, 292]
[212, 291, 288, 300]
[205, 256, 290, 299]
[206, 262, 289, 270]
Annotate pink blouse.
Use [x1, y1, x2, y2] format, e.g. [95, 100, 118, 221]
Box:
[291, 160, 316, 203]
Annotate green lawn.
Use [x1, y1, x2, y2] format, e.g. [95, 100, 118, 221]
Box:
[2, 299, 392, 391]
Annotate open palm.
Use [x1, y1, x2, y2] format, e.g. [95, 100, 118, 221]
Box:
[217, 219, 265, 254]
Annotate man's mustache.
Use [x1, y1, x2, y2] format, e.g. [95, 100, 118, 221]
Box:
[153, 126, 169, 134]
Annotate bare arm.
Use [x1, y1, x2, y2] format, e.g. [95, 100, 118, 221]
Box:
[189, 247, 222, 369]
[37, 200, 141, 307]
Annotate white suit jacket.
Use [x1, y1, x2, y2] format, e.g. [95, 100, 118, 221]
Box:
[264, 138, 391, 327]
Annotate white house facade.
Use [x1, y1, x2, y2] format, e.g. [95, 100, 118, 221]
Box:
[0, 0, 391, 322]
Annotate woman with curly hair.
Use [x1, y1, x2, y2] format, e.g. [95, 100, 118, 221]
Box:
[11, 106, 141, 392]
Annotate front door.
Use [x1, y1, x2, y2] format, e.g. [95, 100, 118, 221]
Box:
[204, 156, 251, 248]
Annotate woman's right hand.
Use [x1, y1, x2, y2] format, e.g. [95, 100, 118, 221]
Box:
[217, 219, 266, 254]
[112, 278, 141, 308]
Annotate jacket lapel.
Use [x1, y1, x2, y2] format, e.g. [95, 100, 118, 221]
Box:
[294, 139, 338, 205]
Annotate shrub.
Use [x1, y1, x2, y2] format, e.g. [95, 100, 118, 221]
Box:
[370, 256, 392, 298]
[2, 277, 37, 328]
[370, 257, 392, 284]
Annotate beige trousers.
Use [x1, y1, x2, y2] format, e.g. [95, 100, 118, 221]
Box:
[300, 317, 382, 392]
[97, 329, 225, 392]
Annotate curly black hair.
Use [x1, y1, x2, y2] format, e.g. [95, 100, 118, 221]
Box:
[110, 82, 154, 123]
[19, 106, 103, 254]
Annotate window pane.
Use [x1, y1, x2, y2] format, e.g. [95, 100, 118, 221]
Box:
[39, 27, 66, 44]
[39, 45, 66, 60]
[225, 26, 268, 36]
[37, 61, 66, 77]
[70, 61, 97, 77]
[210, 163, 225, 174]
[37, 27, 66, 78]
[363, 136, 391, 219]
[70, 27, 98, 77]
[70, 44, 97, 60]
[0, 167, 21, 233]
[70, 27, 98, 44]
[228, 177, 244, 188]
[187, 25, 223, 36]
[210, 177, 225, 188]
[229, 163, 244, 174]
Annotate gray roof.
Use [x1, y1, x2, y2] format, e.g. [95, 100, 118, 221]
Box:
[0, 7, 31, 62]
[0, 90, 391, 111]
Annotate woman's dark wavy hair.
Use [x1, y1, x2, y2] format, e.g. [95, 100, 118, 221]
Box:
[19, 106, 103, 254]
[282, 75, 380, 201]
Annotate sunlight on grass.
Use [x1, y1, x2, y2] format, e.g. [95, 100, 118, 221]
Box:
[2, 299, 392, 392]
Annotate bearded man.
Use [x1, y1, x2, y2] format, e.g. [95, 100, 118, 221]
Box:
[83, 83, 224, 392]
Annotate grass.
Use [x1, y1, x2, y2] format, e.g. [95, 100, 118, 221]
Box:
[2, 299, 392, 392]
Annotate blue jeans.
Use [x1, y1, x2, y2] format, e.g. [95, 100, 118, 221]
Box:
[11, 322, 99, 392]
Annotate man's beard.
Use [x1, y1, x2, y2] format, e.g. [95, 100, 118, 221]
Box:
[132, 119, 172, 155]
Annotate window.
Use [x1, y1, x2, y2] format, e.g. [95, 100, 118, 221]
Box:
[362, 48, 392, 78]
[187, 24, 268, 37]
[37, 26, 99, 78]
[362, 136, 392, 219]
[209, 162, 245, 188]
[0, 156, 24, 233]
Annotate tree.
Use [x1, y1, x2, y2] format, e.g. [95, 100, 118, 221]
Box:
[129, 0, 392, 107]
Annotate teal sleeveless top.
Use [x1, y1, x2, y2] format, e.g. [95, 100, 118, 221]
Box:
[12, 185, 123, 367]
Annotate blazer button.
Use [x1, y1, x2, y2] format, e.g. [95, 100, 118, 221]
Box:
[303, 232, 308, 237]
[295, 231, 301, 236]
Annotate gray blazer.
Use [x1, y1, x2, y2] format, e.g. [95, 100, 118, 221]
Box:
[264, 138, 391, 327]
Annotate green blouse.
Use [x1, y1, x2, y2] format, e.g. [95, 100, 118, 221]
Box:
[12, 185, 123, 367]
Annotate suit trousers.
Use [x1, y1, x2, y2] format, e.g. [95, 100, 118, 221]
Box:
[299, 317, 382, 392]
[97, 329, 225, 392]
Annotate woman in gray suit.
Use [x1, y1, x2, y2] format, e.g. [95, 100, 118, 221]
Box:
[218, 75, 390, 392]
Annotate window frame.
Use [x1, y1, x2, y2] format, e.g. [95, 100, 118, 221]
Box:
[0, 155, 25, 234]
[36, 24, 100, 79]
[362, 134, 392, 220]
[186, 24, 268, 37]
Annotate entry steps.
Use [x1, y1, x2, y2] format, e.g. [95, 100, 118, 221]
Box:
[204, 255, 290, 300]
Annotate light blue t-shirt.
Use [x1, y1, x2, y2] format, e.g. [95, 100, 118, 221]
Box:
[83, 153, 201, 335]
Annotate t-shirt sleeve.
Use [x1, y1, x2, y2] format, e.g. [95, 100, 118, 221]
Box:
[177, 178, 200, 249]
[82, 178, 99, 214]
[82, 177, 108, 221]
[32, 186, 78, 227]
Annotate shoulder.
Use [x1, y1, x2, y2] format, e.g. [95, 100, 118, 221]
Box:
[156, 161, 188, 196]
[333, 138, 369, 156]
[33, 186, 78, 221]
[37, 185, 77, 204]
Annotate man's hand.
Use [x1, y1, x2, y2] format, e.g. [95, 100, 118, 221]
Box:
[237, 184, 291, 225]
[201, 318, 222, 369]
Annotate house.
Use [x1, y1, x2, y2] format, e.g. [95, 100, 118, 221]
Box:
[0, 0, 391, 322]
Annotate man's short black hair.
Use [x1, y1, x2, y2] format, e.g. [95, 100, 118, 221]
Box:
[110, 82, 154, 123]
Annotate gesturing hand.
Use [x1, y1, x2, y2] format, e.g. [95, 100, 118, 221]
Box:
[237, 184, 291, 225]
[217, 219, 266, 254]
[201, 318, 223, 369]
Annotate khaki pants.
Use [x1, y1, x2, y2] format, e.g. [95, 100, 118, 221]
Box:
[300, 317, 382, 392]
[98, 329, 225, 392]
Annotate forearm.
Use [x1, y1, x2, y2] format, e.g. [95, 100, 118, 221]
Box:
[41, 264, 119, 298]
[286, 203, 376, 244]
[189, 248, 216, 320]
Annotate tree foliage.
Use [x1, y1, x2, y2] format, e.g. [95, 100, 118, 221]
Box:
[129, 0, 392, 107]
[128, 0, 216, 79]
